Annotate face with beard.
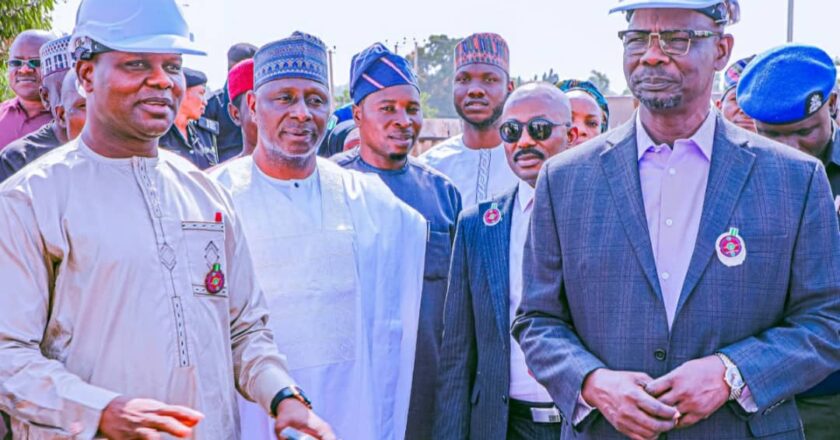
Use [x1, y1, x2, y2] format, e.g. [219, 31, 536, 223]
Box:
[354, 84, 423, 170]
[251, 77, 329, 168]
[453, 63, 510, 129]
[623, 9, 733, 115]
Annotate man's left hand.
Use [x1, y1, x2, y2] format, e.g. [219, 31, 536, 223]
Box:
[274, 399, 336, 440]
[644, 355, 730, 429]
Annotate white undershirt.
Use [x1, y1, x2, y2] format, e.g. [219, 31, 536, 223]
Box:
[508, 179, 554, 403]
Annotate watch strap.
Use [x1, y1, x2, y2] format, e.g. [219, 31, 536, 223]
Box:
[271, 385, 312, 417]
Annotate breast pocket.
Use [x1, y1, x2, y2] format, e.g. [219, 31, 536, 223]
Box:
[181, 221, 228, 298]
[425, 229, 453, 281]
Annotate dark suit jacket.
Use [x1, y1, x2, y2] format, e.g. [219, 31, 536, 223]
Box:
[433, 186, 521, 439]
[513, 114, 840, 439]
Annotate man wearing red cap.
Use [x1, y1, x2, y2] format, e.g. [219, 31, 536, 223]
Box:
[227, 59, 258, 158]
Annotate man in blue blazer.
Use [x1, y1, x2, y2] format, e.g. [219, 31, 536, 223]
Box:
[433, 82, 578, 439]
[513, 2, 840, 439]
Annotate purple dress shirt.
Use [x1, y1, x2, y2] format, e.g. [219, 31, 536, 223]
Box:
[0, 98, 52, 151]
[573, 110, 755, 424]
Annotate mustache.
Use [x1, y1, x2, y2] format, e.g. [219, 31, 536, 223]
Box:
[631, 69, 679, 84]
[513, 147, 546, 162]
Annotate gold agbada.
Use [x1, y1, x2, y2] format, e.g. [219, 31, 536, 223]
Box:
[0, 140, 295, 439]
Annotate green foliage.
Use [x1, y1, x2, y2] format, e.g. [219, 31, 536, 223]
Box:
[514, 68, 560, 87]
[406, 35, 461, 118]
[587, 70, 612, 95]
[0, 0, 61, 101]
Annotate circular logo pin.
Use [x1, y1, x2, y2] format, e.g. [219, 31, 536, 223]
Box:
[715, 227, 747, 267]
[205, 263, 225, 294]
[483, 203, 502, 226]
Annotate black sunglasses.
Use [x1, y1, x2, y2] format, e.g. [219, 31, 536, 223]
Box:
[500, 117, 571, 143]
[8, 59, 41, 69]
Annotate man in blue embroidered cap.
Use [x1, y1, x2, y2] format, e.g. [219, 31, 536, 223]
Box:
[716, 55, 755, 131]
[332, 42, 462, 440]
[737, 44, 840, 440]
[211, 32, 426, 440]
[513, 1, 840, 439]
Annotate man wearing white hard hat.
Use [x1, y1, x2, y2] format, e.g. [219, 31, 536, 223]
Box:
[0, 1, 335, 439]
[514, 1, 840, 439]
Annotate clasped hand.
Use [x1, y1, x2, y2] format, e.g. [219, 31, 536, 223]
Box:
[581, 355, 730, 440]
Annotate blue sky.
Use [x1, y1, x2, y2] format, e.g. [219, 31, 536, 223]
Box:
[50, 1, 836, 93]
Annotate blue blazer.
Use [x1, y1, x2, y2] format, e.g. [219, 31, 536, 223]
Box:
[433, 186, 521, 439]
[513, 114, 840, 439]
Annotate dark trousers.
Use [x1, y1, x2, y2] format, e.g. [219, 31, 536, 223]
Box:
[796, 393, 840, 440]
[507, 399, 563, 440]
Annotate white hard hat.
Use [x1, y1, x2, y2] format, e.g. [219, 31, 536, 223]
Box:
[610, 0, 740, 25]
[70, 0, 206, 59]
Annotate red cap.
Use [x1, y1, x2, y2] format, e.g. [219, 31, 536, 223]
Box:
[227, 59, 255, 102]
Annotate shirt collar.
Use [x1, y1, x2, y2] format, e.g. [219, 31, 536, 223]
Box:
[517, 179, 535, 213]
[635, 109, 716, 161]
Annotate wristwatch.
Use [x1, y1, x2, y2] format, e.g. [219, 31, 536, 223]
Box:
[271, 385, 312, 417]
[715, 353, 745, 401]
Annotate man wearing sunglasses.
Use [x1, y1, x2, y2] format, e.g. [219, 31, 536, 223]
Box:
[434, 82, 576, 439]
[513, 1, 840, 439]
[0, 36, 75, 183]
[0, 30, 54, 150]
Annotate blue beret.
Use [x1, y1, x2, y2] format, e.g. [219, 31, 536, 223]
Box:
[254, 31, 328, 90]
[350, 43, 418, 104]
[737, 44, 837, 125]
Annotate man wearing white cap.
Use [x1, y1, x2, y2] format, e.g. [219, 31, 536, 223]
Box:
[0, 1, 334, 439]
[514, 1, 840, 439]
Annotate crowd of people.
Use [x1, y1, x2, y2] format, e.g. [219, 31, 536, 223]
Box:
[0, 0, 838, 439]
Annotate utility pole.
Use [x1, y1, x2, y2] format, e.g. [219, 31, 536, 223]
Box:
[787, 0, 795, 42]
[328, 46, 336, 112]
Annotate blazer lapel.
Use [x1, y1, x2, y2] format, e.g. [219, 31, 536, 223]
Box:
[479, 188, 517, 347]
[599, 119, 664, 301]
[674, 116, 756, 318]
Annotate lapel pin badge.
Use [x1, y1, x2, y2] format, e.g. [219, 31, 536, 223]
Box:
[483, 203, 502, 227]
[716, 227, 747, 267]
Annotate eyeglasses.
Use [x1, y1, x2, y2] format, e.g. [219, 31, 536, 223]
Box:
[617, 30, 722, 57]
[499, 117, 571, 143]
[8, 59, 41, 69]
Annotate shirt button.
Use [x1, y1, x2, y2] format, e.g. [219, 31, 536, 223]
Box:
[502, 396, 508, 404]
[654, 349, 667, 361]
[665, 218, 674, 227]
[661, 272, 671, 280]
[668, 168, 677, 176]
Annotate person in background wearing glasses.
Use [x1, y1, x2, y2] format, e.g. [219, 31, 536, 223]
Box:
[0, 30, 55, 150]
[513, 1, 840, 439]
[433, 82, 576, 440]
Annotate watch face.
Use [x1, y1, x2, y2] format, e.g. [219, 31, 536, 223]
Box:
[726, 369, 744, 389]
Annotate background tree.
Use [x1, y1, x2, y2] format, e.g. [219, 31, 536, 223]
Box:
[406, 34, 461, 118]
[0, 0, 61, 100]
[587, 70, 612, 95]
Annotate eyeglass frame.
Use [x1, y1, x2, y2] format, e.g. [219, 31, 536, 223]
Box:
[617, 29, 723, 57]
[8, 58, 42, 69]
[499, 117, 572, 143]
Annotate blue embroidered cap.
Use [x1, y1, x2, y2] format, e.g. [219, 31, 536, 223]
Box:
[349, 43, 418, 104]
[254, 31, 329, 90]
[737, 44, 837, 125]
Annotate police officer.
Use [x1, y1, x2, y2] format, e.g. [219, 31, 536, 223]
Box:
[160, 67, 219, 169]
[737, 44, 840, 440]
[203, 43, 257, 162]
